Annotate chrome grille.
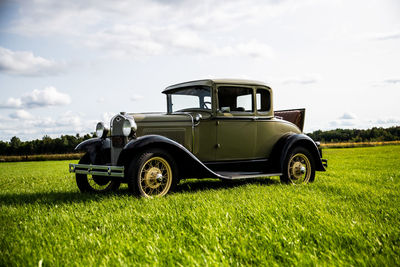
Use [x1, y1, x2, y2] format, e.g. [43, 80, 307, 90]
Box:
[111, 136, 125, 148]
[110, 114, 128, 164]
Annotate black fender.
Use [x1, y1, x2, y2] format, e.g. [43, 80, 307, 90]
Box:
[75, 138, 111, 163]
[269, 133, 326, 172]
[117, 135, 222, 179]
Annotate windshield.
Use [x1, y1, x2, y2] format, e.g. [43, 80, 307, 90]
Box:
[167, 86, 211, 112]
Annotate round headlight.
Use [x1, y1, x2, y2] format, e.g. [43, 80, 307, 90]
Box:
[96, 122, 108, 138]
[122, 118, 137, 137]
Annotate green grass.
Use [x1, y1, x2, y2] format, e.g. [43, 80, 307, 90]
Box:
[1, 146, 399, 266]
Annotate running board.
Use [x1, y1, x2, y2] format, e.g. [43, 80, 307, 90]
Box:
[216, 171, 282, 180]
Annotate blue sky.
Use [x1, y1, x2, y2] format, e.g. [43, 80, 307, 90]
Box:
[0, 0, 399, 141]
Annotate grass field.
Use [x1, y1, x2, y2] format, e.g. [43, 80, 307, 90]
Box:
[1, 146, 399, 266]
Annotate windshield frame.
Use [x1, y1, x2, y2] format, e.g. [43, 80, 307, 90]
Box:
[166, 85, 212, 113]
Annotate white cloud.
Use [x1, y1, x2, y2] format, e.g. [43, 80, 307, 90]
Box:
[0, 86, 71, 109]
[215, 40, 274, 59]
[0, 111, 96, 140]
[282, 74, 322, 85]
[339, 112, 357, 120]
[86, 24, 164, 59]
[0, 46, 65, 76]
[371, 31, 400, 41]
[372, 78, 400, 87]
[383, 79, 400, 85]
[57, 111, 82, 127]
[11, 0, 295, 36]
[329, 112, 358, 128]
[130, 94, 144, 101]
[9, 110, 34, 120]
[328, 113, 400, 130]
[236, 41, 274, 59]
[329, 119, 356, 128]
[85, 23, 275, 59]
[101, 112, 114, 124]
[163, 29, 211, 54]
[373, 118, 400, 125]
[0, 97, 22, 109]
[7, 0, 287, 60]
[22, 86, 71, 108]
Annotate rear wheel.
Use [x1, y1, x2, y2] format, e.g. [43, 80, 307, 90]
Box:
[127, 149, 178, 198]
[281, 146, 315, 184]
[76, 153, 121, 193]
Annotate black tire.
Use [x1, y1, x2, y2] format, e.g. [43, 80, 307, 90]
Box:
[280, 146, 315, 184]
[76, 153, 121, 193]
[127, 148, 178, 198]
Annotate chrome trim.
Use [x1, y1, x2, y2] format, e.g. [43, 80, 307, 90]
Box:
[69, 163, 124, 178]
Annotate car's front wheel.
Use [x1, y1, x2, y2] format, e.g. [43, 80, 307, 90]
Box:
[76, 153, 121, 193]
[281, 146, 315, 184]
[127, 149, 178, 198]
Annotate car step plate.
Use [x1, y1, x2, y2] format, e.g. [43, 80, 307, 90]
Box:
[216, 171, 282, 180]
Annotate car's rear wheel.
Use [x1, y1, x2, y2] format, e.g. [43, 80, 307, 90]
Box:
[281, 146, 315, 184]
[76, 153, 121, 193]
[127, 149, 178, 198]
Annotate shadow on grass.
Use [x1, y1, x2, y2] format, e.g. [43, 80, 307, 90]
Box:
[175, 177, 281, 194]
[0, 177, 281, 206]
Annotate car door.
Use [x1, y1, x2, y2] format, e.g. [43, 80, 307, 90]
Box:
[215, 85, 257, 161]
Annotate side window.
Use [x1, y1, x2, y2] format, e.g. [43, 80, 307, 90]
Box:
[256, 88, 271, 112]
[218, 86, 254, 113]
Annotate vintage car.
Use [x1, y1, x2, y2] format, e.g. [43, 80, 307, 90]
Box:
[69, 79, 327, 197]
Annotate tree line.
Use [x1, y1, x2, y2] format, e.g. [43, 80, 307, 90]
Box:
[307, 126, 400, 143]
[1, 126, 399, 156]
[0, 134, 94, 156]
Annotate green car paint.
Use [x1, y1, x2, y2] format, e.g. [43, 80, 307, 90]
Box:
[69, 79, 326, 197]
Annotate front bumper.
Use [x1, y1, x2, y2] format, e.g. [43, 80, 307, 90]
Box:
[69, 163, 125, 178]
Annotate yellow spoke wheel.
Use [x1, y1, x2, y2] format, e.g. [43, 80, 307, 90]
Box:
[287, 153, 311, 184]
[139, 157, 172, 197]
[281, 147, 315, 184]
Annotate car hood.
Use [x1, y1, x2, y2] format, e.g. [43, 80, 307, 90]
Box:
[129, 112, 193, 124]
[127, 112, 194, 148]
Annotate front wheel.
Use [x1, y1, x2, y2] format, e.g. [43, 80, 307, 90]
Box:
[127, 149, 178, 198]
[280, 147, 315, 184]
[76, 153, 121, 193]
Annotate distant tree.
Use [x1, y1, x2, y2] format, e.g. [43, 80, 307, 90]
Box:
[0, 133, 95, 156]
[307, 126, 400, 143]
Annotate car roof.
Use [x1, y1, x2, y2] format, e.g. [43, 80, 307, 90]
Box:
[162, 79, 270, 93]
